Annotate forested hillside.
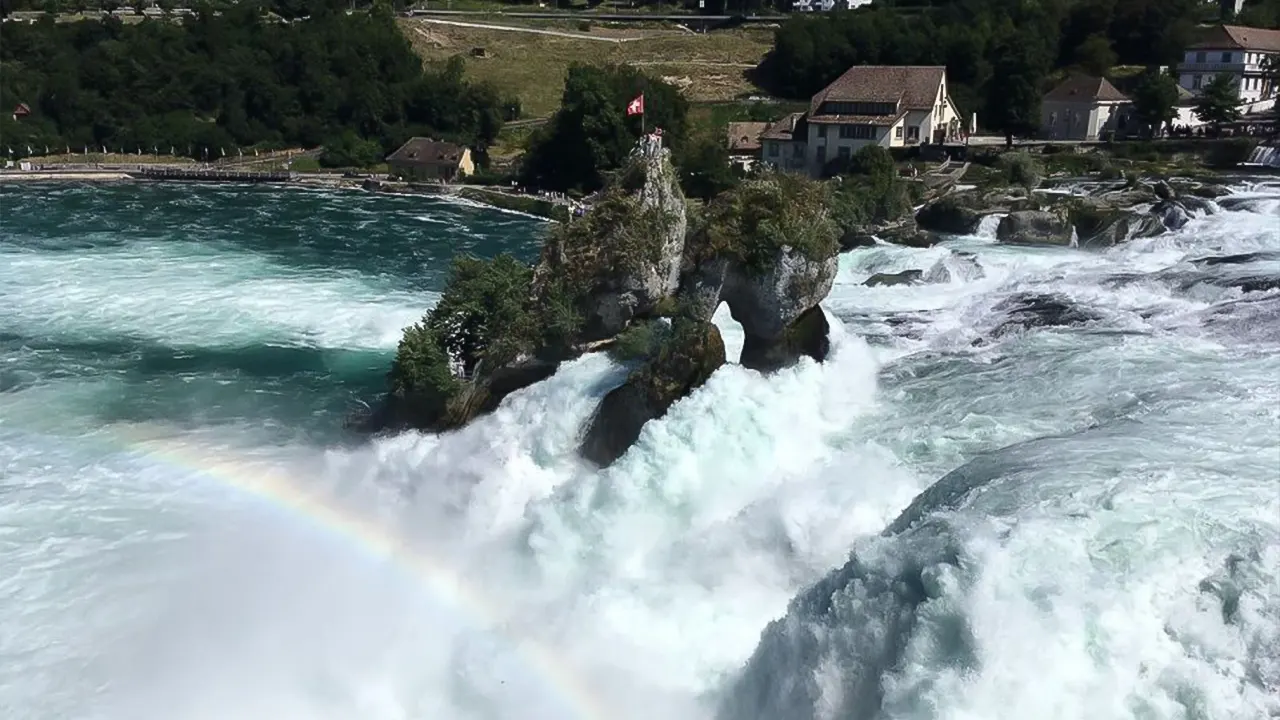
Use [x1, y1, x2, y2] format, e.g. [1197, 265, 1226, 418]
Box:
[0, 3, 516, 160]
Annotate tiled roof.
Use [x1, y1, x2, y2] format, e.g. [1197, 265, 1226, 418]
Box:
[760, 112, 806, 142]
[386, 137, 467, 167]
[726, 122, 769, 152]
[1043, 74, 1130, 103]
[1189, 24, 1280, 53]
[808, 65, 946, 118]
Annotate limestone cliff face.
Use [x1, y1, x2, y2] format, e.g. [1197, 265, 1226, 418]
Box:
[577, 169, 842, 467]
[719, 249, 838, 371]
[533, 134, 687, 340]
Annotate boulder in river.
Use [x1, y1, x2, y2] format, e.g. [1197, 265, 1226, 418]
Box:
[915, 196, 983, 235]
[997, 209, 1075, 247]
[864, 269, 924, 287]
[990, 292, 1102, 337]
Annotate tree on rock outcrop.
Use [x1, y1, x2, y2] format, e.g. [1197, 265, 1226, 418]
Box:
[371, 139, 844, 471]
[375, 253, 554, 432]
[368, 135, 688, 437]
[827, 145, 914, 244]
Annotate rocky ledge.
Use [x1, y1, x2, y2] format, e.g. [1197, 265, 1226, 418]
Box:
[907, 174, 1223, 249]
[360, 136, 841, 468]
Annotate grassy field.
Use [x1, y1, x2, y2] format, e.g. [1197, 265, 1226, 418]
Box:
[399, 18, 775, 119]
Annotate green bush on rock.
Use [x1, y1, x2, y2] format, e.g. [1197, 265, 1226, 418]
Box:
[387, 322, 462, 427]
[696, 171, 839, 273]
[608, 320, 674, 363]
[996, 152, 1044, 191]
[542, 190, 675, 301]
[426, 254, 538, 376]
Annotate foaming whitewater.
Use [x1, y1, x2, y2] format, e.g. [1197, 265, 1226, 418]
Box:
[2, 181, 1279, 720]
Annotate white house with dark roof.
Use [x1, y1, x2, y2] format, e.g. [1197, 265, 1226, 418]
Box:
[759, 65, 962, 177]
[759, 112, 809, 174]
[1178, 24, 1280, 115]
[1041, 74, 1133, 141]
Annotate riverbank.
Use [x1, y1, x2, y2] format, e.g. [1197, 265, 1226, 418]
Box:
[0, 169, 133, 182]
[0, 168, 571, 222]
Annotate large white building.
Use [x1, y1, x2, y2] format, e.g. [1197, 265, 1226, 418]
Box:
[760, 65, 963, 177]
[1178, 24, 1280, 116]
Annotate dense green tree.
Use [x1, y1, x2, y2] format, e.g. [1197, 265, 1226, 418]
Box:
[0, 10, 513, 160]
[985, 29, 1049, 147]
[827, 145, 911, 232]
[1129, 68, 1180, 137]
[1072, 34, 1117, 76]
[520, 64, 687, 193]
[677, 132, 739, 201]
[1237, 0, 1280, 27]
[1194, 73, 1243, 131]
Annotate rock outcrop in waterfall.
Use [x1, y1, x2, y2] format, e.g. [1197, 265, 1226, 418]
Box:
[361, 136, 842, 467]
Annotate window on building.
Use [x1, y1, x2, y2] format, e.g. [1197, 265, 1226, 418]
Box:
[816, 146, 826, 164]
[838, 124, 876, 139]
[1192, 75, 1203, 90]
[1196, 51, 1206, 63]
[895, 126, 903, 138]
[819, 125, 828, 139]
[907, 126, 920, 140]
[769, 143, 779, 157]
[1222, 52, 1232, 63]
[793, 143, 804, 158]
[837, 146, 851, 160]
[821, 101, 898, 116]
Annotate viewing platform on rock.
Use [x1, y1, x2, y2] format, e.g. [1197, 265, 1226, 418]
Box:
[134, 167, 292, 183]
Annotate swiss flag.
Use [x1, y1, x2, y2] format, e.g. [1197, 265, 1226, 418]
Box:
[626, 94, 644, 116]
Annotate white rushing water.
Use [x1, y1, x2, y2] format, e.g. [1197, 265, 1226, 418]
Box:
[1, 184, 1278, 720]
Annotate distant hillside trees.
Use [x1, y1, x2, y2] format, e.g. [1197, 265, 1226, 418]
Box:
[0, 4, 514, 163]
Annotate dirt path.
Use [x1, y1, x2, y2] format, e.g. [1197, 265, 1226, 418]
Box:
[411, 17, 648, 43]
